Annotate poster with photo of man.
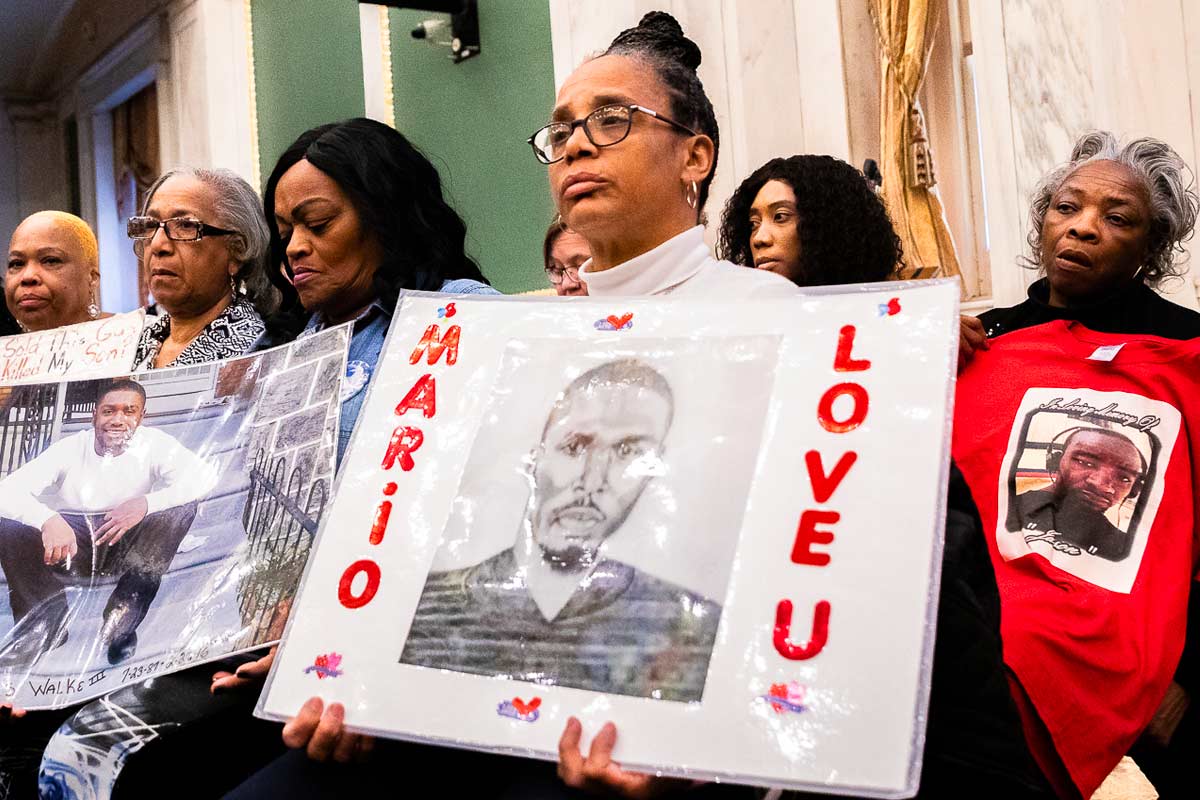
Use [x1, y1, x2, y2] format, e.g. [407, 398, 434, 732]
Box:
[262, 284, 961, 796]
[996, 388, 1179, 594]
[0, 325, 348, 708]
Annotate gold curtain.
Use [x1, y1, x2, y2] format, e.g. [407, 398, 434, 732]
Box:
[870, 0, 962, 288]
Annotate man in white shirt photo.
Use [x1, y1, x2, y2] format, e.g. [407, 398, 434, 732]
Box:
[0, 378, 217, 667]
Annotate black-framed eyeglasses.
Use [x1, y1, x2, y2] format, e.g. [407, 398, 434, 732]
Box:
[545, 265, 581, 285]
[127, 216, 236, 255]
[527, 104, 698, 165]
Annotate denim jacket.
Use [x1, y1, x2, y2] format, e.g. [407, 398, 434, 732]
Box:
[300, 278, 499, 465]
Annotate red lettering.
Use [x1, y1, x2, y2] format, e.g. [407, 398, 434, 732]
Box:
[395, 374, 437, 418]
[818, 383, 868, 433]
[805, 451, 857, 503]
[773, 599, 831, 660]
[833, 325, 870, 372]
[382, 426, 424, 471]
[409, 325, 460, 366]
[338, 560, 381, 609]
[369, 501, 392, 545]
[791, 509, 839, 566]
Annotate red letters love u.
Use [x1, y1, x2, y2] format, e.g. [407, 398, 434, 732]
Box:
[773, 325, 868, 661]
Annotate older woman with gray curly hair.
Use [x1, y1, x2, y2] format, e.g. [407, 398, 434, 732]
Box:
[973, 130, 1200, 798]
[979, 130, 1200, 339]
[129, 167, 278, 368]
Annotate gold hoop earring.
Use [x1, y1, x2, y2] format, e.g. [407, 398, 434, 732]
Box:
[684, 180, 699, 210]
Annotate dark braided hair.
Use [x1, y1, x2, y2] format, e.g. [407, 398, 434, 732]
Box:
[261, 118, 489, 340]
[604, 12, 719, 218]
[717, 156, 903, 285]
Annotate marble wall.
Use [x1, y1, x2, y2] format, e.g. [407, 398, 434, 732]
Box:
[970, 0, 1200, 307]
[551, 0, 1200, 309]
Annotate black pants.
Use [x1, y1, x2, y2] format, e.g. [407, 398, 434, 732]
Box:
[0, 503, 197, 629]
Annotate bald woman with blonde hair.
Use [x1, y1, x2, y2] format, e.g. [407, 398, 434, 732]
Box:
[5, 211, 105, 332]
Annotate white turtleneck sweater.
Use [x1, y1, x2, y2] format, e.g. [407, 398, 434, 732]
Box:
[578, 226, 800, 298]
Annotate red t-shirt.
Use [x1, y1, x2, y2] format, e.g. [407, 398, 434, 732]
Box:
[952, 321, 1200, 797]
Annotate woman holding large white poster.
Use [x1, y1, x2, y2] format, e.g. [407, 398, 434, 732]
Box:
[250, 11, 1048, 800]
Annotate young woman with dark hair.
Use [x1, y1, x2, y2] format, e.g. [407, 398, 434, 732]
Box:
[543, 217, 591, 296]
[258, 118, 497, 461]
[716, 155, 902, 285]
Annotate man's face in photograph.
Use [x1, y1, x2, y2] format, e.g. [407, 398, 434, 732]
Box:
[1052, 430, 1143, 512]
[532, 381, 671, 570]
[92, 389, 145, 454]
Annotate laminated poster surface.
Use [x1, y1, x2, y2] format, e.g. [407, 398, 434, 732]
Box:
[0, 325, 349, 710]
[260, 284, 958, 796]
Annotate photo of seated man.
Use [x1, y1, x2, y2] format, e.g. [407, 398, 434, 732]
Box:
[401, 358, 723, 702]
[0, 378, 217, 668]
[1014, 426, 1147, 562]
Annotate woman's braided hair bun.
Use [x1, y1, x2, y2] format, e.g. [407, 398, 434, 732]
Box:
[607, 11, 702, 71]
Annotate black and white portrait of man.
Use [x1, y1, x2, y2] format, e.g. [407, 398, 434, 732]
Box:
[401, 338, 777, 701]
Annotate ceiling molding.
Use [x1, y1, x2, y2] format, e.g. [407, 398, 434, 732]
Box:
[17, 0, 79, 95]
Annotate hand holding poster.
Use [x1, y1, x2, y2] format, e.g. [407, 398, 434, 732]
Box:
[0, 311, 145, 383]
[260, 282, 958, 795]
[0, 325, 348, 709]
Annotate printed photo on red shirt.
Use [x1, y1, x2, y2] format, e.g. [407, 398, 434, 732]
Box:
[994, 388, 1179, 593]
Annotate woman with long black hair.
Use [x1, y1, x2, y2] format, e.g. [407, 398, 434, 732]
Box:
[258, 117, 498, 461]
[716, 154, 902, 286]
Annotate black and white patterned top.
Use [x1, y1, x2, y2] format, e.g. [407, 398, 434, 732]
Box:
[134, 295, 266, 369]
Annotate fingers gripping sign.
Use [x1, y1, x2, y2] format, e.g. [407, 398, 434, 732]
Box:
[283, 696, 376, 764]
[557, 717, 688, 798]
[957, 314, 989, 372]
[211, 647, 276, 694]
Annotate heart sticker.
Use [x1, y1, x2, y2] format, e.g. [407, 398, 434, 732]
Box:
[594, 313, 634, 331]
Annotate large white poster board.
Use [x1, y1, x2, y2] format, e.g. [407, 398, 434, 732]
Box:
[0, 311, 145, 383]
[260, 282, 958, 796]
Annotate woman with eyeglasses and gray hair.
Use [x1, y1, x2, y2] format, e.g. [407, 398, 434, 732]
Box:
[960, 132, 1200, 798]
[974, 131, 1200, 342]
[129, 167, 278, 368]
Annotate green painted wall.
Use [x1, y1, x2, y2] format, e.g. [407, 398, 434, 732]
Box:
[251, 0, 366, 186]
[389, 3, 556, 293]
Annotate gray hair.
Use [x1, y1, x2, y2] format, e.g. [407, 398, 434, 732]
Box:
[1024, 131, 1199, 287]
[141, 167, 278, 314]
